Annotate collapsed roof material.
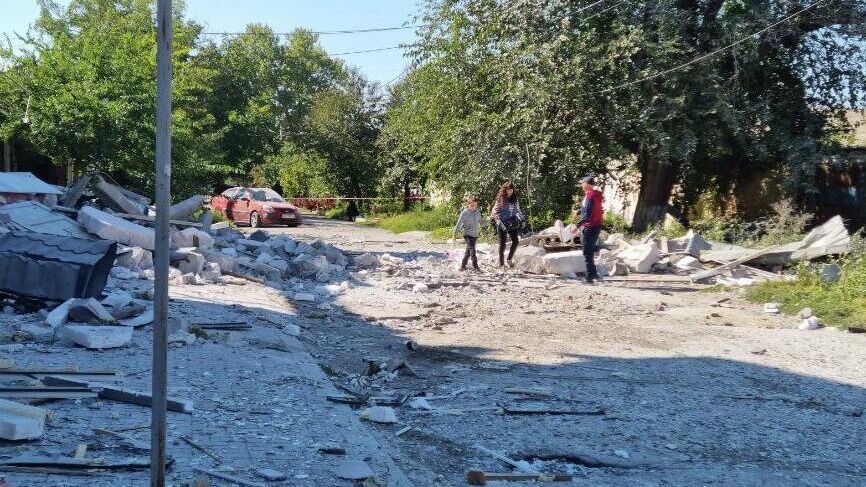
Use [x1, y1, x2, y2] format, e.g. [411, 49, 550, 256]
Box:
[0, 172, 62, 195]
[0, 231, 116, 301]
[0, 201, 91, 238]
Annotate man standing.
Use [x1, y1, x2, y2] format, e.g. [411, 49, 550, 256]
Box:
[572, 176, 604, 283]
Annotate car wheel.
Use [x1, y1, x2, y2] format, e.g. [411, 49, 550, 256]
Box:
[250, 211, 261, 228]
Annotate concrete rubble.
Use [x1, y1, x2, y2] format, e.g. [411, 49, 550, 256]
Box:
[0, 399, 51, 440]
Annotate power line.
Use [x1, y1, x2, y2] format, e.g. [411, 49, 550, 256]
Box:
[202, 25, 419, 36]
[582, 0, 630, 22]
[576, 0, 613, 14]
[581, 0, 832, 97]
[331, 44, 414, 56]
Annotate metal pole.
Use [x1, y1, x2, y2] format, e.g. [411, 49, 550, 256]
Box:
[151, 1, 172, 486]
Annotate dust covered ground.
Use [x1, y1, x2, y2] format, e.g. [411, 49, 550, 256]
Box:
[0, 215, 863, 487]
[273, 216, 866, 486]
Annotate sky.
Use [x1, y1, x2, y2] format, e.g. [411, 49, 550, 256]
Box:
[0, 0, 421, 84]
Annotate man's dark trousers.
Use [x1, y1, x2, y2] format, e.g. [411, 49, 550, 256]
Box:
[581, 226, 601, 281]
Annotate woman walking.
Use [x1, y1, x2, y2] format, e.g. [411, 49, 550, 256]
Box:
[490, 182, 524, 268]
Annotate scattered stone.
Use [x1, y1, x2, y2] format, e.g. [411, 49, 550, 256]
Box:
[405, 340, 418, 351]
[248, 230, 270, 242]
[68, 298, 115, 323]
[763, 303, 781, 314]
[353, 253, 379, 269]
[412, 283, 429, 294]
[116, 247, 153, 271]
[294, 293, 316, 302]
[111, 266, 140, 280]
[798, 307, 813, 319]
[335, 459, 374, 480]
[282, 324, 301, 337]
[254, 468, 287, 481]
[618, 244, 661, 273]
[359, 406, 398, 424]
[102, 291, 134, 309]
[0, 399, 51, 440]
[674, 255, 703, 271]
[172, 227, 214, 250]
[61, 325, 132, 349]
[798, 316, 820, 330]
[613, 449, 630, 459]
[119, 309, 154, 328]
[408, 398, 433, 410]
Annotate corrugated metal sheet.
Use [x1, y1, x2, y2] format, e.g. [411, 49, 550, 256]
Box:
[0, 172, 61, 195]
[0, 231, 116, 301]
[0, 201, 90, 238]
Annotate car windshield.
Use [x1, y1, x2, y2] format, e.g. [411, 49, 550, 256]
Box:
[249, 188, 285, 203]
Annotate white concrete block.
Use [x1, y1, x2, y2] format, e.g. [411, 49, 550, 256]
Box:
[0, 399, 51, 440]
[61, 325, 132, 349]
[78, 206, 155, 250]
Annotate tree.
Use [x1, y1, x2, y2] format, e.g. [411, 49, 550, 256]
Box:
[306, 70, 383, 198]
[198, 26, 343, 183]
[0, 0, 220, 198]
[388, 0, 866, 228]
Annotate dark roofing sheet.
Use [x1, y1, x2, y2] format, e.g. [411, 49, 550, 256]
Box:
[0, 231, 116, 300]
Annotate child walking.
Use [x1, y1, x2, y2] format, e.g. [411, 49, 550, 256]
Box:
[453, 196, 483, 271]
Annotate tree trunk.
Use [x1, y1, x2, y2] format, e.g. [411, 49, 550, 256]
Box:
[631, 154, 678, 232]
[2, 139, 10, 172]
[402, 177, 411, 211]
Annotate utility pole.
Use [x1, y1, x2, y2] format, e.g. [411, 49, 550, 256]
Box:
[151, 1, 172, 486]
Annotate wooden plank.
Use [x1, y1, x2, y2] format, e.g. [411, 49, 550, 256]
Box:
[467, 471, 574, 485]
[93, 428, 150, 451]
[41, 376, 193, 414]
[0, 369, 117, 378]
[180, 435, 222, 463]
[0, 387, 96, 399]
[689, 245, 780, 282]
[500, 406, 605, 416]
[0, 466, 98, 476]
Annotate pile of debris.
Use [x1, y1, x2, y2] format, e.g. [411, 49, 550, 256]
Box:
[506, 216, 851, 285]
[0, 171, 357, 325]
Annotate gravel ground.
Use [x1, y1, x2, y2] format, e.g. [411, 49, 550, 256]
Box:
[271, 216, 866, 486]
[0, 214, 863, 487]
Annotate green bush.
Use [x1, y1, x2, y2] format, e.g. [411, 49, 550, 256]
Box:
[325, 203, 349, 220]
[603, 213, 630, 234]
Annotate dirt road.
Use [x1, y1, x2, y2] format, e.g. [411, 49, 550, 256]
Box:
[267, 215, 866, 486]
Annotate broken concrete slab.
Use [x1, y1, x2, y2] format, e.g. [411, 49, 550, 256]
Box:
[60, 325, 132, 349]
[67, 298, 115, 323]
[178, 252, 206, 275]
[0, 398, 51, 440]
[168, 195, 204, 221]
[254, 468, 287, 481]
[353, 253, 379, 269]
[293, 292, 316, 302]
[201, 249, 238, 274]
[92, 174, 146, 215]
[101, 291, 133, 309]
[542, 250, 587, 276]
[109, 302, 147, 320]
[674, 255, 703, 271]
[360, 406, 398, 424]
[335, 459, 374, 480]
[618, 244, 661, 273]
[78, 206, 155, 250]
[118, 309, 154, 328]
[46, 298, 77, 328]
[115, 247, 153, 271]
[172, 227, 214, 250]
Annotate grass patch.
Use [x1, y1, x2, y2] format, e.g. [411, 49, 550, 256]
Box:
[373, 205, 457, 234]
[745, 250, 866, 329]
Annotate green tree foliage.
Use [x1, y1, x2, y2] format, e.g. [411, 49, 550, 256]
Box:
[197, 26, 342, 181]
[385, 0, 866, 228]
[0, 0, 219, 197]
[305, 69, 383, 197]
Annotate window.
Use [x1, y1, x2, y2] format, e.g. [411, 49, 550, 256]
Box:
[249, 188, 285, 203]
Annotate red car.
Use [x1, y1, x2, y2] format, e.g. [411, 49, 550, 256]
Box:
[210, 187, 302, 228]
